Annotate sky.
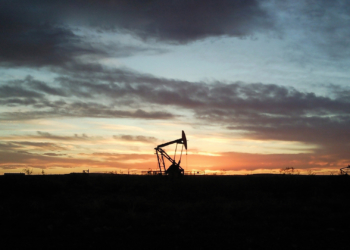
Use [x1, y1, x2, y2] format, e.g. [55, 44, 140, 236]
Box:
[1, 0, 350, 175]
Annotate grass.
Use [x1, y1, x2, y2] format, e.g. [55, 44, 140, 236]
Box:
[1, 174, 350, 249]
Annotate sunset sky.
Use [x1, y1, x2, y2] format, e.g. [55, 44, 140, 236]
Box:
[1, 0, 350, 175]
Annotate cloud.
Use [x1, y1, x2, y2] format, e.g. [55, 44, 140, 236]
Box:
[303, 1, 350, 58]
[0, 71, 177, 121]
[0, 140, 67, 153]
[50, 70, 350, 119]
[0, 1, 169, 68]
[49, 71, 350, 156]
[83, 0, 274, 43]
[272, 0, 350, 59]
[0, 142, 20, 151]
[2, 69, 350, 152]
[0, 107, 175, 121]
[0, 165, 25, 170]
[3, 131, 100, 142]
[113, 135, 157, 143]
[25, 76, 67, 96]
[42, 153, 67, 157]
[1, 62, 350, 166]
[10, 141, 67, 151]
[1, 1, 274, 44]
[0, 91, 175, 121]
[0, 17, 92, 68]
[0, 83, 43, 98]
[2, 0, 350, 70]
[0, 150, 157, 171]
[36, 131, 90, 141]
[0, 150, 100, 168]
[90, 152, 154, 161]
[0, 98, 39, 107]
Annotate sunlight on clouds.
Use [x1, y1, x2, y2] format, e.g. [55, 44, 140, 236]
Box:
[229, 139, 318, 154]
[99, 58, 124, 68]
[97, 123, 145, 132]
[193, 134, 318, 154]
[189, 151, 221, 157]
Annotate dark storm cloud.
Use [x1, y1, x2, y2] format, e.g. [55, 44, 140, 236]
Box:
[0, 0, 275, 69]
[2, 0, 350, 69]
[2, 0, 273, 43]
[0, 7, 92, 68]
[0, 1, 168, 68]
[113, 135, 157, 143]
[73, 0, 273, 43]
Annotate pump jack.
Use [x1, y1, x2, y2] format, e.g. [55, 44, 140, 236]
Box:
[155, 131, 187, 176]
[340, 165, 350, 175]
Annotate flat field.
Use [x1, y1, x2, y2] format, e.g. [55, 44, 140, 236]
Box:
[1, 174, 350, 249]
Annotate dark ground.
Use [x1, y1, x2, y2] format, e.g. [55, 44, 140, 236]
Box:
[1, 174, 350, 249]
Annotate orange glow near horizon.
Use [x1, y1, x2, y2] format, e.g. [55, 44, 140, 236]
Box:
[0, 149, 343, 176]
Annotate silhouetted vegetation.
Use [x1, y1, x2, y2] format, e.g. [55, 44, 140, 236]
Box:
[1, 174, 350, 249]
[22, 167, 33, 175]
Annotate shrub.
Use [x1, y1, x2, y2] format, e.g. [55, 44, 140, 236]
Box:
[23, 167, 33, 175]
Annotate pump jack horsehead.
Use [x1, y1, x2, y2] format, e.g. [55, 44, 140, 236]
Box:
[155, 131, 188, 176]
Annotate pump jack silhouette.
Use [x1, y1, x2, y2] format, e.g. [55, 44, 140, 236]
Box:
[340, 165, 350, 175]
[155, 131, 187, 176]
